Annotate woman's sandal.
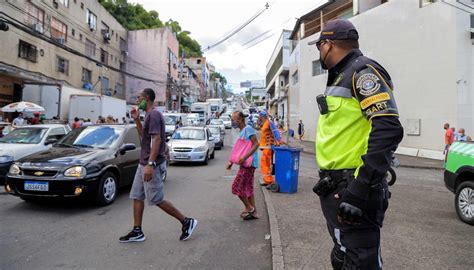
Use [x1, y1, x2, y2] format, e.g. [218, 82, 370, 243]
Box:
[243, 209, 259, 220]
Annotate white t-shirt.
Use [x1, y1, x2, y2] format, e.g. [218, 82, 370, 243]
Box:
[13, 117, 24, 126]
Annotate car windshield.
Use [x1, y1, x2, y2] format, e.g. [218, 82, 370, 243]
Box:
[57, 126, 124, 149]
[220, 116, 230, 121]
[172, 129, 205, 140]
[0, 127, 48, 144]
[210, 119, 223, 125]
[164, 116, 176, 125]
[208, 127, 220, 134]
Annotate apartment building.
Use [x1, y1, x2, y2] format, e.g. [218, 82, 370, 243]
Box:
[265, 30, 291, 120]
[0, 0, 129, 109]
[126, 27, 179, 108]
[288, 0, 473, 157]
[184, 57, 210, 101]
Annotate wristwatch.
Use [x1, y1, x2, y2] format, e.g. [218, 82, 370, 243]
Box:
[147, 161, 156, 167]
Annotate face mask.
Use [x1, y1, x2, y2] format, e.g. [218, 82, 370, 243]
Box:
[138, 100, 147, 111]
[231, 121, 239, 129]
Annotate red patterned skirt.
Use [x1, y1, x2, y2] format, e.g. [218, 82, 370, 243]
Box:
[231, 166, 256, 198]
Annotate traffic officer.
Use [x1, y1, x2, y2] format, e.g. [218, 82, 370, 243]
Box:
[309, 19, 404, 269]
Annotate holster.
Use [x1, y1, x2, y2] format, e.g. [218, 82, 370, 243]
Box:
[313, 170, 355, 197]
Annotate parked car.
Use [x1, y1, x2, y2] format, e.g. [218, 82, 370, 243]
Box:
[0, 124, 71, 183]
[444, 141, 474, 225]
[207, 125, 224, 149]
[167, 127, 215, 165]
[209, 119, 225, 134]
[219, 115, 232, 129]
[4, 125, 169, 206]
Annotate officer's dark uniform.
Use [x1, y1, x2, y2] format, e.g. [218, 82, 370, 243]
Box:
[309, 20, 404, 269]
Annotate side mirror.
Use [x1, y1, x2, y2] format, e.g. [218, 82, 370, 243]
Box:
[119, 143, 136, 155]
[166, 136, 171, 142]
[208, 136, 214, 141]
[45, 138, 58, 145]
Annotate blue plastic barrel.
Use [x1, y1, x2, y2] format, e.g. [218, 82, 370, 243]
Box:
[273, 146, 303, 193]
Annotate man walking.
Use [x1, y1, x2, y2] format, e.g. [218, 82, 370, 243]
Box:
[310, 20, 403, 269]
[120, 88, 197, 243]
[258, 111, 275, 186]
[444, 123, 454, 154]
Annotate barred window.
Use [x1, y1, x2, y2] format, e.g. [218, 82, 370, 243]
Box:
[81, 68, 91, 83]
[26, 2, 44, 28]
[85, 39, 95, 57]
[100, 49, 108, 65]
[18, 40, 37, 63]
[51, 17, 67, 44]
[57, 56, 69, 75]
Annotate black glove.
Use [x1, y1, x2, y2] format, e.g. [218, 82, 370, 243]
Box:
[337, 182, 370, 224]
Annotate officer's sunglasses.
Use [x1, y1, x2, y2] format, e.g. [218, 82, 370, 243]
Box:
[316, 40, 330, 51]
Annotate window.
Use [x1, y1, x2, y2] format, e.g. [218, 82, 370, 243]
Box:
[123, 128, 140, 146]
[312, 60, 327, 76]
[51, 17, 67, 44]
[58, 0, 69, 7]
[26, 2, 44, 29]
[81, 68, 91, 83]
[86, 9, 97, 31]
[471, 14, 474, 28]
[79, 33, 83, 41]
[100, 49, 108, 64]
[292, 71, 299, 85]
[101, 76, 109, 91]
[81, 2, 84, 9]
[119, 38, 127, 52]
[119, 61, 125, 71]
[197, 59, 201, 64]
[57, 56, 69, 75]
[18, 40, 37, 62]
[47, 127, 67, 141]
[85, 39, 95, 57]
[71, 29, 75, 37]
[101, 21, 111, 42]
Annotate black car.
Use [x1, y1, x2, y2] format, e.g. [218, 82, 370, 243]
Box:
[5, 125, 145, 206]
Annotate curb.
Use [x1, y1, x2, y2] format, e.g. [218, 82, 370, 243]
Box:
[259, 179, 284, 270]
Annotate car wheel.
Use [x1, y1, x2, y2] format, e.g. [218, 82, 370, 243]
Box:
[203, 151, 209, 165]
[455, 181, 474, 225]
[96, 171, 118, 206]
[210, 149, 215, 159]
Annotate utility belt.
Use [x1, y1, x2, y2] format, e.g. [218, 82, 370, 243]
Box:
[313, 169, 355, 197]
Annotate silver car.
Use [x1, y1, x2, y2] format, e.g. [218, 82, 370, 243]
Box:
[168, 127, 216, 165]
[207, 125, 224, 150]
[209, 119, 225, 134]
[219, 115, 232, 129]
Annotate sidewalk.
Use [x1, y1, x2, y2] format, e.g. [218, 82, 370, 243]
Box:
[284, 136, 444, 170]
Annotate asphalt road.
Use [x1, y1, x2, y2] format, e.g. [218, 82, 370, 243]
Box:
[271, 152, 474, 269]
[0, 128, 272, 270]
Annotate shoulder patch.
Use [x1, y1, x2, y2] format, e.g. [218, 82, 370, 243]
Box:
[356, 73, 381, 96]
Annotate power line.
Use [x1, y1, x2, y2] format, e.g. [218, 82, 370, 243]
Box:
[202, 2, 270, 52]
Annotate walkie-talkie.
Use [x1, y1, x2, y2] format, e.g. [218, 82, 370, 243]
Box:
[316, 94, 329, 115]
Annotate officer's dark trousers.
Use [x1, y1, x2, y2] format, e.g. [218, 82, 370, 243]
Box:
[320, 178, 389, 270]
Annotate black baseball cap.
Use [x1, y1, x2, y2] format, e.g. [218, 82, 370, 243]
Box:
[308, 19, 359, 45]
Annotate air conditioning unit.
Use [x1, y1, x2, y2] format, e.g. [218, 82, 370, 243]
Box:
[33, 23, 43, 33]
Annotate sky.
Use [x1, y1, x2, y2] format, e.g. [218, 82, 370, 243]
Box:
[139, 0, 325, 93]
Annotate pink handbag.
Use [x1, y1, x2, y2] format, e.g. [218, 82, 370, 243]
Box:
[229, 138, 254, 167]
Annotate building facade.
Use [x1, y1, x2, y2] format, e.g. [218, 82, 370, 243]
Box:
[289, 0, 473, 157]
[0, 0, 129, 110]
[184, 57, 210, 101]
[265, 30, 291, 121]
[126, 27, 179, 108]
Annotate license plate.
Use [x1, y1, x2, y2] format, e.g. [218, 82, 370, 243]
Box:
[24, 181, 49, 191]
[176, 154, 189, 159]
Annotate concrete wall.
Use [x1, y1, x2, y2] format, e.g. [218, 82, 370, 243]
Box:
[293, 0, 472, 152]
[0, 0, 127, 97]
[126, 27, 178, 104]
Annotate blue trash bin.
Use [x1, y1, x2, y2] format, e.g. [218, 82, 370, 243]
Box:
[272, 146, 303, 194]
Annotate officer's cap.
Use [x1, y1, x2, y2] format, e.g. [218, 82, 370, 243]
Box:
[308, 19, 359, 46]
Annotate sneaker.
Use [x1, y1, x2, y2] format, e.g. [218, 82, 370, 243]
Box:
[119, 228, 146, 243]
[179, 218, 198, 241]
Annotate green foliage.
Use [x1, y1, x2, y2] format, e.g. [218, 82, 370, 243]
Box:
[211, 72, 227, 87]
[99, 0, 201, 56]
